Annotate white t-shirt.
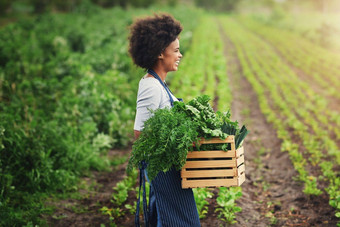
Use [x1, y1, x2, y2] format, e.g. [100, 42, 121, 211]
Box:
[134, 76, 178, 131]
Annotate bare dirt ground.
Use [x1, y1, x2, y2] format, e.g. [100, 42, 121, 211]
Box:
[43, 149, 135, 227]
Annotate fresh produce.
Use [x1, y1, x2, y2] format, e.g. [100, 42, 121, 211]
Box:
[128, 95, 248, 181]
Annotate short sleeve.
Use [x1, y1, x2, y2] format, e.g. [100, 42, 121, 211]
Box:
[134, 81, 162, 131]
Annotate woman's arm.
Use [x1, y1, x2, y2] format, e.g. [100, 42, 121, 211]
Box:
[134, 130, 141, 139]
[134, 81, 161, 140]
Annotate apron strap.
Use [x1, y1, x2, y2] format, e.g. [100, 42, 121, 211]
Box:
[135, 161, 149, 227]
[147, 69, 175, 107]
[135, 70, 183, 226]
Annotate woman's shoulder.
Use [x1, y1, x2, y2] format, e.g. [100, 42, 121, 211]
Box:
[138, 76, 163, 90]
[137, 76, 163, 95]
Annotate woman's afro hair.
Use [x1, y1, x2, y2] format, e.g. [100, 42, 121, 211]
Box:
[128, 13, 182, 69]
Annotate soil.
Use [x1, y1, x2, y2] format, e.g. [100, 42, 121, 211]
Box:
[43, 149, 136, 227]
[214, 23, 336, 226]
[42, 21, 338, 227]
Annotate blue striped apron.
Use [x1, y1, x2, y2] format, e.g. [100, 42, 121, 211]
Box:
[135, 69, 200, 227]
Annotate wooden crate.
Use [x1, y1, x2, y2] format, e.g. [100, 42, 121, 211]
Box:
[181, 136, 245, 189]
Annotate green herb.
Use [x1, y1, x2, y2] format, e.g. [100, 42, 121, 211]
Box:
[128, 107, 199, 181]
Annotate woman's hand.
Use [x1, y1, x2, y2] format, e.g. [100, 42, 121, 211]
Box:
[134, 130, 141, 139]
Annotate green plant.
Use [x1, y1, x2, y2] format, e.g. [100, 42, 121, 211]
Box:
[193, 188, 213, 219]
[125, 202, 137, 215]
[219, 15, 339, 224]
[128, 95, 249, 181]
[100, 206, 124, 223]
[102, 168, 138, 224]
[265, 211, 278, 225]
[128, 103, 199, 181]
[111, 168, 138, 206]
[215, 187, 242, 224]
[0, 4, 202, 225]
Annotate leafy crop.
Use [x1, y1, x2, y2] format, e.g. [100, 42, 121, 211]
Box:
[215, 187, 242, 224]
[219, 15, 340, 224]
[193, 188, 213, 219]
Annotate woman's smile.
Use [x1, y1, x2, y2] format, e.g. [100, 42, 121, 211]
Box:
[160, 38, 182, 72]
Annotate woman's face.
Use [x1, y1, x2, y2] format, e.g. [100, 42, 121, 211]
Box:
[160, 38, 182, 72]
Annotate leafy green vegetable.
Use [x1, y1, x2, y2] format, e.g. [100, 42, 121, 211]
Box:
[128, 95, 249, 181]
[235, 125, 249, 149]
[221, 121, 249, 149]
[128, 106, 199, 181]
[173, 95, 225, 139]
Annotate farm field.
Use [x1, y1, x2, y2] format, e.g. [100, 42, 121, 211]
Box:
[243, 11, 340, 53]
[1, 3, 339, 227]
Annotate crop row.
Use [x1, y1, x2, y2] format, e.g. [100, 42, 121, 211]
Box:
[237, 17, 340, 101]
[171, 15, 241, 224]
[103, 14, 240, 225]
[96, 7, 206, 226]
[233, 17, 340, 165]
[250, 11, 340, 52]
[1, 7, 139, 225]
[104, 14, 241, 225]
[172, 16, 231, 109]
[0, 5, 202, 225]
[237, 19, 340, 127]
[219, 16, 339, 222]
[221, 17, 340, 167]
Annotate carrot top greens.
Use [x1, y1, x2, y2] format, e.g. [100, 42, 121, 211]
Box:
[128, 95, 248, 181]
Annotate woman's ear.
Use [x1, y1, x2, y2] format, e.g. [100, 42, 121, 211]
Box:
[158, 53, 164, 60]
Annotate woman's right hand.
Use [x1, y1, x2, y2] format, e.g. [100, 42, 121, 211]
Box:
[134, 130, 141, 139]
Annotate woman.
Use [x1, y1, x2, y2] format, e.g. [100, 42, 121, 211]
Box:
[128, 14, 201, 227]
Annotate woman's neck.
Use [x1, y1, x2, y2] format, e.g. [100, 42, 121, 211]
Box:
[151, 66, 167, 82]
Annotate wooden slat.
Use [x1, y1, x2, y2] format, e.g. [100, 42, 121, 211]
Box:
[199, 136, 234, 144]
[187, 150, 236, 158]
[236, 146, 244, 157]
[238, 172, 246, 186]
[182, 169, 188, 186]
[237, 164, 245, 175]
[231, 140, 235, 152]
[183, 159, 236, 168]
[181, 137, 246, 188]
[182, 178, 238, 188]
[237, 155, 244, 166]
[181, 169, 236, 178]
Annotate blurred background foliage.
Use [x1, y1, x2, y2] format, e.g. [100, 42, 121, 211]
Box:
[0, 1, 199, 225]
[0, 0, 339, 225]
[0, 0, 175, 14]
[1, 0, 340, 15]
